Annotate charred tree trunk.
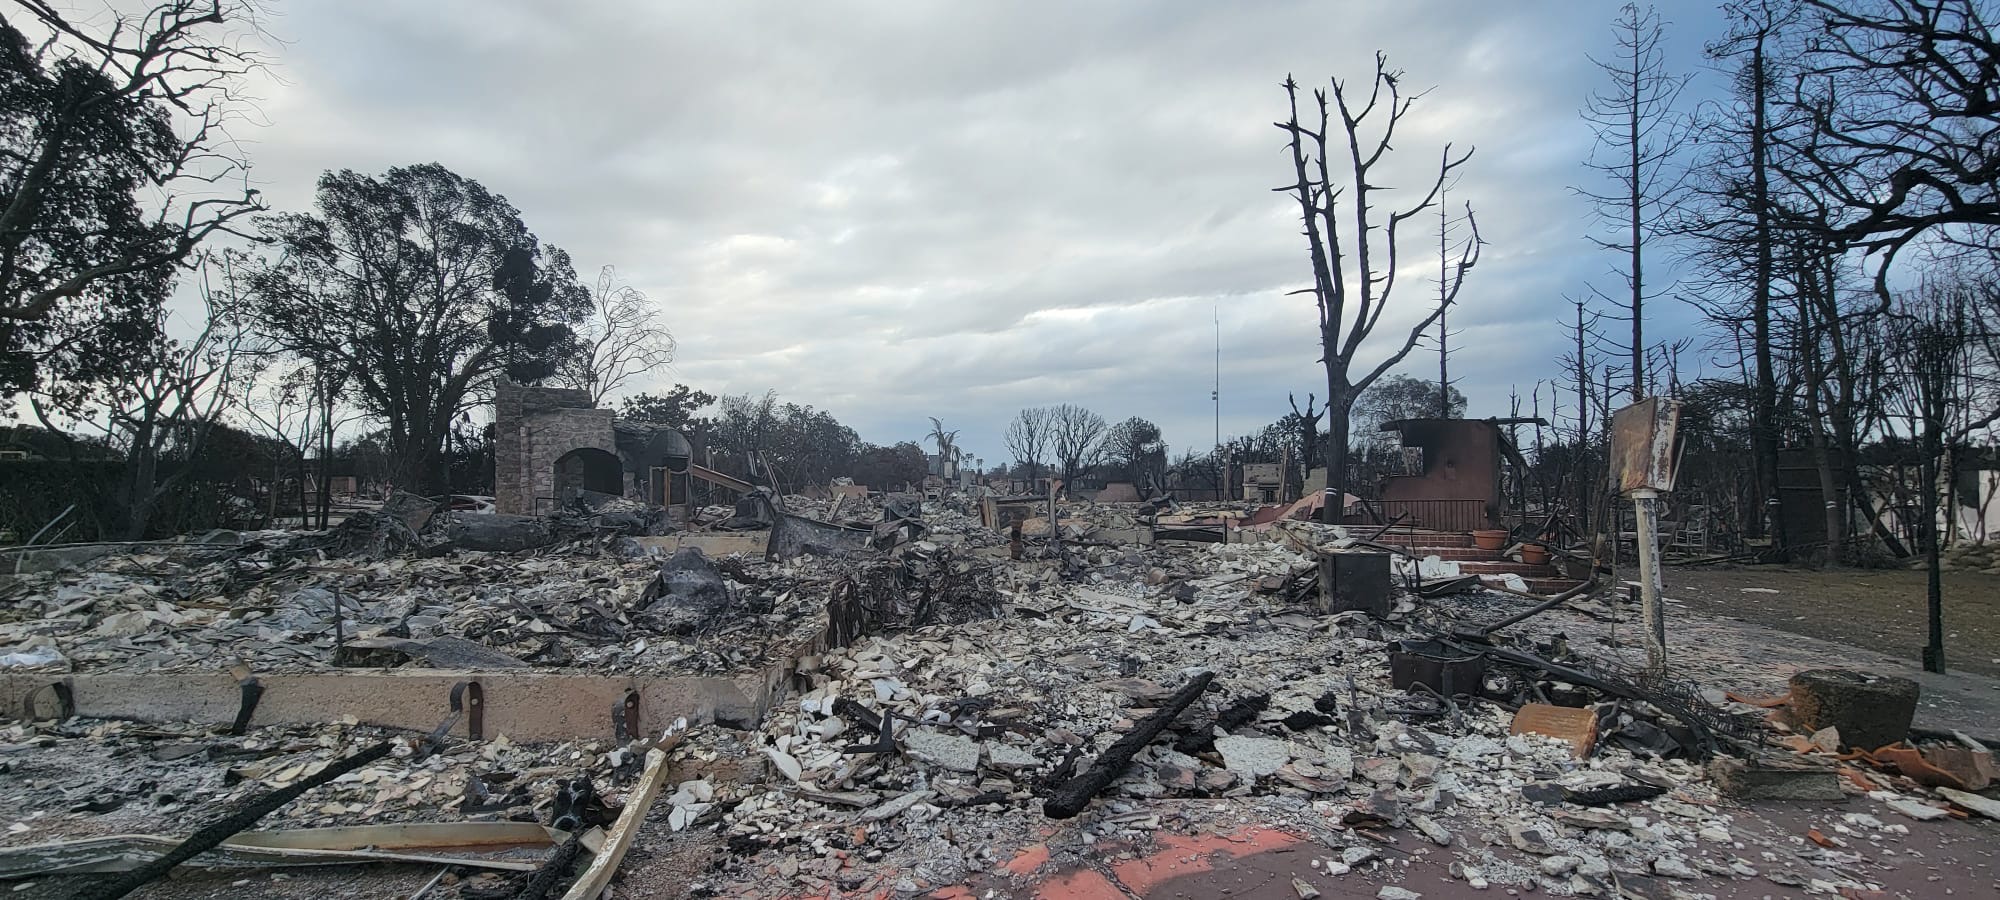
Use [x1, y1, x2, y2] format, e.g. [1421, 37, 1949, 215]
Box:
[1747, 37, 1787, 559]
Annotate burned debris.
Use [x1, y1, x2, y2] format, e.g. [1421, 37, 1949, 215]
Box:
[3, 483, 1992, 900]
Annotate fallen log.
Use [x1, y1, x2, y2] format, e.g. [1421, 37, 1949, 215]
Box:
[1044, 671, 1213, 819]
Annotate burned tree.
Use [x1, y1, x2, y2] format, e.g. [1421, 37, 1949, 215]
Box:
[1884, 278, 2000, 673]
[1782, 0, 2000, 291]
[1683, 0, 1799, 555]
[927, 416, 960, 479]
[560, 266, 676, 406]
[1048, 403, 1107, 492]
[1579, 3, 1692, 403]
[0, 0, 266, 403]
[1003, 406, 1052, 485]
[30, 256, 250, 538]
[1100, 416, 1167, 486]
[1276, 55, 1481, 513]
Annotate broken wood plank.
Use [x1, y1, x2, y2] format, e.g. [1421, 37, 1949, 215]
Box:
[557, 745, 674, 900]
[0, 823, 590, 879]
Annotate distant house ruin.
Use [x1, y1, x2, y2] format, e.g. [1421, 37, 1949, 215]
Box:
[492, 379, 691, 515]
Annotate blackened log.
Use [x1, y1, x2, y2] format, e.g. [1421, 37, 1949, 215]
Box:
[1044, 671, 1213, 819]
[72, 741, 395, 900]
[1174, 693, 1267, 754]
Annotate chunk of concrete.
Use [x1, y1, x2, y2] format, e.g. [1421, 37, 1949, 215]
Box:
[1708, 758, 1843, 801]
[985, 742, 1038, 771]
[1788, 669, 1919, 752]
[904, 729, 980, 772]
[1214, 735, 1290, 779]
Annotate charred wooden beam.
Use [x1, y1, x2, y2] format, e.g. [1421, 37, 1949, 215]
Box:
[71, 741, 396, 900]
[1044, 671, 1213, 819]
[1174, 693, 1268, 755]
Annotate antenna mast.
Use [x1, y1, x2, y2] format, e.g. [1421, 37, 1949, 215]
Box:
[1212, 308, 1221, 450]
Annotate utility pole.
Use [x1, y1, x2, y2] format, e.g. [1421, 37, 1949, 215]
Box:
[1214, 308, 1224, 501]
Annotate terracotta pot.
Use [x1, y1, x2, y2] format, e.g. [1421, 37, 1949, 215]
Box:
[1520, 543, 1552, 566]
[1471, 529, 1508, 551]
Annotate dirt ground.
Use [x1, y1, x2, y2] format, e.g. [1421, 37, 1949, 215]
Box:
[1663, 563, 2000, 678]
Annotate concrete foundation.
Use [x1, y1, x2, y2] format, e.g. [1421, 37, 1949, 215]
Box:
[2, 667, 789, 742]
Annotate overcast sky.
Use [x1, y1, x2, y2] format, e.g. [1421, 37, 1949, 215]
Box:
[238, 0, 1738, 464]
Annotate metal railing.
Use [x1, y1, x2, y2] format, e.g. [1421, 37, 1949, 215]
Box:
[1348, 498, 1493, 533]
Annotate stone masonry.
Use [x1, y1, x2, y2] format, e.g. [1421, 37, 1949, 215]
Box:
[493, 379, 620, 515]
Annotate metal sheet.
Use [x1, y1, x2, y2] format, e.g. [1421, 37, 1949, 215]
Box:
[1610, 398, 1683, 494]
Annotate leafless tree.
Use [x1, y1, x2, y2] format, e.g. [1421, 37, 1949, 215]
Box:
[1048, 404, 1108, 493]
[560, 266, 676, 406]
[33, 256, 250, 538]
[1778, 0, 2000, 294]
[1882, 277, 2000, 672]
[1003, 407, 1052, 485]
[1276, 55, 1481, 508]
[1287, 391, 1323, 491]
[0, 0, 266, 325]
[1579, 3, 1693, 403]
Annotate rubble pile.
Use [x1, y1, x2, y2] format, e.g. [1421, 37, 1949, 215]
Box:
[1, 494, 1994, 899]
[0, 718, 649, 839]
[0, 544, 833, 676]
[620, 538, 1894, 897]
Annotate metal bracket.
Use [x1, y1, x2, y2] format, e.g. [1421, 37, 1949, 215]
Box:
[613, 689, 641, 741]
[449, 680, 484, 741]
[230, 677, 265, 736]
[20, 681, 74, 720]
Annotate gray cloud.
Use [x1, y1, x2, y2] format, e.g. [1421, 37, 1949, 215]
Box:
[237, 0, 1735, 463]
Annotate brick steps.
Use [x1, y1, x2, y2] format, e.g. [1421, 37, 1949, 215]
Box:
[1373, 530, 1474, 548]
[1453, 560, 1560, 576]
[1369, 528, 1583, 596]
[1399, 547, 1503, 562]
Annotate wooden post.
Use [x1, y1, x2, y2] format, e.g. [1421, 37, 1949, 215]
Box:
[1632, 487, 1666, 671]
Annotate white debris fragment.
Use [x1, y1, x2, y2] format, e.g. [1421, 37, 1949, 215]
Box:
[1213, 735, 1289, 778]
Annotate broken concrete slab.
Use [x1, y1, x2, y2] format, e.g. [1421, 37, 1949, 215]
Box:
[903, 729, 980, 772]
[1937, 786, 2000, 820]
[1213, 735, 1290, 779]
[1708, 758, 1844, 801]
